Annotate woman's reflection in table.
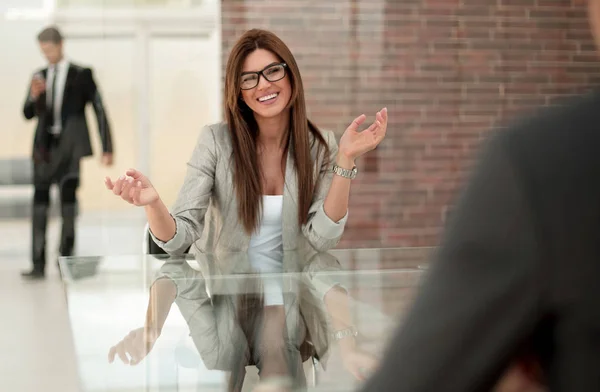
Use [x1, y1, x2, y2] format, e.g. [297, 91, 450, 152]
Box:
[108, 248, 377, 391]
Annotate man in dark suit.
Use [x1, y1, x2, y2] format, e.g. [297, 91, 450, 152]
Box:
[21, 26, 113, 279]
[360, 2, 600, 391]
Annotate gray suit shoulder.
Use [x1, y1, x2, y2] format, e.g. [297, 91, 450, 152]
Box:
[204, 121, 228, 135]
[321, 129, 336, 142]
[200, 122, 232, 157]
[309, 127, 336, 147]
[203, 122, 230, 144]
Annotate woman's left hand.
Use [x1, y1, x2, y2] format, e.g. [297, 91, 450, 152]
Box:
[338, 107, 388, 163]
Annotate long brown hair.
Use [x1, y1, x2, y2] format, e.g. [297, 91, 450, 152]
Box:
[224, 29, 329, 234]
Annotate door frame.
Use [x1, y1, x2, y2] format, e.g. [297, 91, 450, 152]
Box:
[51, 3, 221, 177]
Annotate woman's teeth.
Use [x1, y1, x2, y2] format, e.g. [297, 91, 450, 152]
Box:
[258, 93, 278, 102]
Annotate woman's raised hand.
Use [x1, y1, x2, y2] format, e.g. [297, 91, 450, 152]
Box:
[104, 168, 159, 207]
[338, 107, 388, 162]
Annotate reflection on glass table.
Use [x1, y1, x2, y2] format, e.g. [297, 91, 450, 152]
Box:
[59, 247, 431, 392]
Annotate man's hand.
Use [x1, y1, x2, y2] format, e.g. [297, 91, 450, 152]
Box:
[101, 152, 114, 167]
[30, 77, 46, 101]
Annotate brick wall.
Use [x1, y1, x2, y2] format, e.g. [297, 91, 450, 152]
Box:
[221, 0, 600, 248]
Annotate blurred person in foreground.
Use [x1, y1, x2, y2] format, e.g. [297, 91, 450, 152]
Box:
[360, 1, 600, 391]
[21, 26, 113, 280]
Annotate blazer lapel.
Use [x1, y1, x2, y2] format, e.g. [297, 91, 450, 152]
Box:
[61, 65, 77, 119]
[220, 150, 250, 251]
[282, 144, 299, 249]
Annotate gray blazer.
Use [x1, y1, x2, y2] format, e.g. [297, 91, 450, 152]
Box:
[151, 122, 348, 255]
[155, 249, 344, 372]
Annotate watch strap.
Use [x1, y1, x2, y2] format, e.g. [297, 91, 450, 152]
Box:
[332, 327, 358, 341]
[332, 164, 357, 179]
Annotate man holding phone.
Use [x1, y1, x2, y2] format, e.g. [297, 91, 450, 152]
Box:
[22, 26, 114, 279]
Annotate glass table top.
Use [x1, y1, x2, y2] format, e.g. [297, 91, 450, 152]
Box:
[59, 247, 432, 392]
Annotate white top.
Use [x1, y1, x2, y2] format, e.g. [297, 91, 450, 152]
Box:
[46, 58, 69, 134]
[249, 195, 284, 252]
[248, 195, 284, 306]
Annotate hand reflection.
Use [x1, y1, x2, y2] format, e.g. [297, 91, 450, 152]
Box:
[251, 378, 292, 392]
[341, 348, 379, 382]
[108, 327, 160, 366]
[103, 248, 380, 390]
[309, 252, 380, 383]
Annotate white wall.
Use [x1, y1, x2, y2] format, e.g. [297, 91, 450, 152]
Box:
[149, 32, 222, 207]
[0, 2, 222, 212]
[0, 1, 53, 159]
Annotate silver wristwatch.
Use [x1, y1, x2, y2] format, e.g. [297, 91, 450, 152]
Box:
[332, 164, 358, 179]
[332, 327, 358, 341]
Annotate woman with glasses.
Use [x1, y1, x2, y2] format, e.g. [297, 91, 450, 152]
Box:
[105, 28, 384, 391]
[105, 29, 387, 255]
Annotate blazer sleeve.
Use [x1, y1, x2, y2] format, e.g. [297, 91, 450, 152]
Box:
[361, 131, 545, 392]
[155, 260, 237, 370]
[302, 130, 349, 252]
[149, 125, 217, 255]
[82, 67, 113, 153]
[303, 250, 347, 302]
[23, 74, 39, 120]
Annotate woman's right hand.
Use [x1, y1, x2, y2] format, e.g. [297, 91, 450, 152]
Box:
[105, 168, 160, 207]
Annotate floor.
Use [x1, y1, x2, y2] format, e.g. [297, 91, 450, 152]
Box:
[0, 210, 147, 392]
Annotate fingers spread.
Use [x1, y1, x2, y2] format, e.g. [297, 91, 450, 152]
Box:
[108, 346, 116, 363]
[131, 182, 142, 206]
[112, 176, 125, 196]
[115, 341, 130, 364]
[120, 177, 135, 203]
[347, 114, 366, 132]
[126, 169, 143, 180]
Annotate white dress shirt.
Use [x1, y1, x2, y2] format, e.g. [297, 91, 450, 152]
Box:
[46, 58, 69, 134]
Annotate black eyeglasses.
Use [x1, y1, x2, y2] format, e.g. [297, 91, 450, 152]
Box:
[240, 63, 287, 90]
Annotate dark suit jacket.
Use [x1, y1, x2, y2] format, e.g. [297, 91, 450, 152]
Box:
[23, 62, 113, 162]
[361, 90, 600, 392]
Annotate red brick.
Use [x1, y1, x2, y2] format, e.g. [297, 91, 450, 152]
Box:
[222, 0, 599, 250]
